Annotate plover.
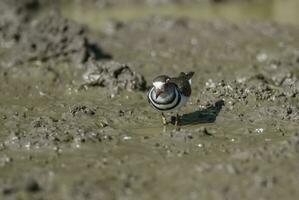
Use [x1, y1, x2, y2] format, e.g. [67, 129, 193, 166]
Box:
[148, 72, 194, 126]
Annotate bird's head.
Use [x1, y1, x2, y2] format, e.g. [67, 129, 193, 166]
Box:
[152, 75, 170, 98]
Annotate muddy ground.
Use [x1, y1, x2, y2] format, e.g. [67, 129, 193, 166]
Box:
[0, 0, 299, 199]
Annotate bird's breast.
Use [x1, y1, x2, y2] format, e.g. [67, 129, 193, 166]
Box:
[150, 87, 176, 104]
[148, 87, 182, 111]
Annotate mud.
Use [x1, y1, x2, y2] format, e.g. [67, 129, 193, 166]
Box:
[82, 60, 147, 94]
[0, 0, 299, 199]
[0, 0, 111, 66]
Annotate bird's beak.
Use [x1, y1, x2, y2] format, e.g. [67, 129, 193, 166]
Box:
[155, 89, 163, 98]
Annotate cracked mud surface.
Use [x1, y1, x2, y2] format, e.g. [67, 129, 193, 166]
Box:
[0, 0, 299, 199]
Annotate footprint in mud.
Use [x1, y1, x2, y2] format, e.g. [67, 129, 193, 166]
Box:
[175, 100, 225, 126]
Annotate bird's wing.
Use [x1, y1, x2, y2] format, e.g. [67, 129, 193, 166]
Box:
[170, 72, 194, 97]
[179, 72, 194, 80]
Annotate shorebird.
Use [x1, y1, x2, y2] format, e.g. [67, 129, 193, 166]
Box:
[148, 72, 194, 126]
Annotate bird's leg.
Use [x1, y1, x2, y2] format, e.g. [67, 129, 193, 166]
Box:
[175, 113, 180, 127]
[161, 112, 167, 125]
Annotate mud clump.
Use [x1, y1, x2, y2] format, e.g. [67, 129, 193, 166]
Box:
[0, 0, 110, 65]
[18, 14, 87, 64]
[82, 60, 147, 94]
[0, 2, 29, 49]
[198, 76, 299, 123]
[0, 0, 43, 47]
[70, 104, 97, 116]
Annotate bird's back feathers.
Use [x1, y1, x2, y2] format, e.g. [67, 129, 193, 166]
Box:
[170, 71, 194, 97]
[179, 72, 194, 80]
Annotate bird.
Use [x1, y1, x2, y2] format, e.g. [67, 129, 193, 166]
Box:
[147, 72, 194, 126]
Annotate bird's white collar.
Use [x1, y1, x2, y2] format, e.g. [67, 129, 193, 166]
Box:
[153, 81, 165, 89]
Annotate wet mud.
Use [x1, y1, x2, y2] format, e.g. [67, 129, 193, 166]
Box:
[0, 0, 299, 199]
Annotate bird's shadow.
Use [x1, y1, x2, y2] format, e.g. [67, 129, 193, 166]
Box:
[86, 43, 113, 61]
[173, 100, 224, 126]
